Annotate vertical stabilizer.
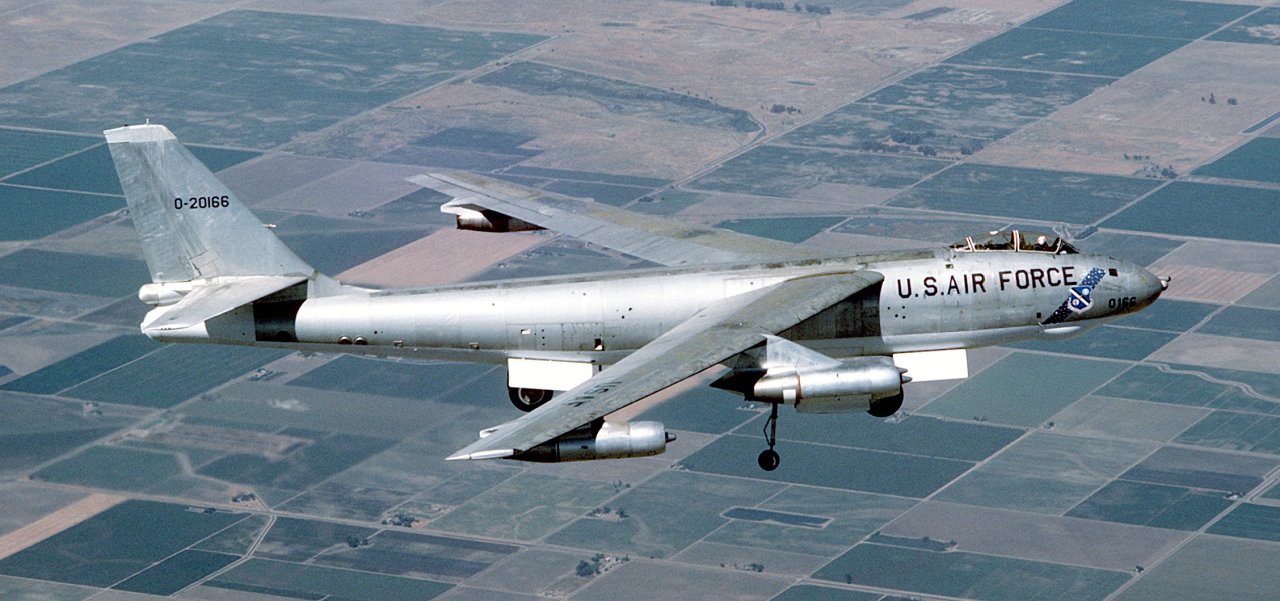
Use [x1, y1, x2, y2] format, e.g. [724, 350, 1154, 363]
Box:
[105, 124, 314, 283]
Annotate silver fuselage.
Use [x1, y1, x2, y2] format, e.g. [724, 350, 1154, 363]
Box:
[154, 247, 1164, 364]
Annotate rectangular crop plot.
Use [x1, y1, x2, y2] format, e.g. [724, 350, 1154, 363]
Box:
[690, 145, 947, 197]
[1121, 446, 1278, 493]
[113, 550, 238, 596]
[862, 65, 1109, 120]
[0, 11, 546, 148]
[0, 127, 98, 178]
[1176, 411, 1280, 455]
[1193, 137, 1280, 183]
[1025, 0, 1253, 39]
[1197, 306, 1280, 342]
[1210, 7, 1280, 46]
[476, 62, 759, 134]
[314, 529, 518, 581]
[783, 102, 1018, 158]
[814, 543, 1130, 601]
[546, 470, 783, 559]
[1096, 364, 1267, 411]
[947, 27, 1187, 78]
[208, 558, 451, 601]
[889, 164, 1158, 224]
[287, 356, 496, 403]
[7, 143, 261, 196]
[1207, 503, 1280, 543]
[679, 433, 972, 498]
[63, 344, 288, 408]
[430, 473, 616, 541]
[716, 217, 845, 243]
[1010, 325, 1177, 361]
[1066, 480, 1231, 531]
[251, 516, 379, 562]
[0, 185, 124, 241]
[749, 412, 1022, 462]
[0, 500, 245, 587]
[921, 353, 1126, 427]
[1102, 181, 1280, 244]
[34, 445, 182, 492]
[0, 393, 131, 474]
[198, 432, 396, 494]
[2, 334, 155, 394]
[0, 249, 147, 298]
[1078, 232, 1183, 268]
[1109, 298, 1214, 333]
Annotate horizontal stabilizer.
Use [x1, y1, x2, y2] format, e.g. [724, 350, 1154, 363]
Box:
[142, 275, 306, 331]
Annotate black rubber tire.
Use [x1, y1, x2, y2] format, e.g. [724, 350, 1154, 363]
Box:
[508, 387, 554, 412]
[757, 449, 781, 471]
[867, 390, 905, 418]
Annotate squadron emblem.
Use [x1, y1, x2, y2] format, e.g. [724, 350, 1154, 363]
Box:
[1067, 285, 1094, 313]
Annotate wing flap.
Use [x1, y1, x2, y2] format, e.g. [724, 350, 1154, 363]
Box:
[447, 270, 884, 461]
[409, 172, 830, 267]
[142, 275, 306, 330]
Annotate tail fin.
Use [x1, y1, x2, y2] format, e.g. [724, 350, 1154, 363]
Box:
[105, 123, 314, 283]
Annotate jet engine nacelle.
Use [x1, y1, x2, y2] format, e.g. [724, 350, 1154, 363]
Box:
[718, 356, 908, 414]
[442, 202, 543, 233]
[513, 421, 674, 463]
[138, 281, 194, 306]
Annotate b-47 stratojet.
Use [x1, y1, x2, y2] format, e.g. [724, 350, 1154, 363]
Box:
[106, 124, 1168, 471]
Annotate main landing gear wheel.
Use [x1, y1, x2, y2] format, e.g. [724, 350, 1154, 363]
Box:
[758, 402, 781, 471]
[508, 387, 553, 412]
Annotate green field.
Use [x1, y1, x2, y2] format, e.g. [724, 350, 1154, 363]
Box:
[1121, 446, 1277, 492]
[784, 102, 1020, 158]
[547, 470, 783, 559]
[477, 61, 759, 133]
[1193, 137, 1280, 183]
[690, 145, 946, 196]
[680, 433, 973, 498]
[0, 394, 128, 473]
[947, 26, 1186, 77]
[1177, 411, 1280, 455]
[198, 432, 396, 494]
[1079, 231, 1183, 267]
[1026, 0, 1253, 39]
[748, 412, 1022, 462]
[1102, 181, 1280, 244]
[287, 356, 498, 404]
[921, 353, 1126, 427]
[889, 164, 1158, 224]
[0, 500, 244, 587]
[12, 142, 258, 195]
[1066, 479, 1232, 531]
[1209, 6, 1280, 45]
[0, 11, 546, 148]
[716, 217, 846, 243]
[113, 550, 238, 596]
[707, 485, 915, 558]
[772, 585, 881, 601]
[1197, 306, 1280, 342]
[1097, 365, 1270, 412]
[431, 473, 616, 541]
[935, 432, 1153, 514]
[33, 445, 183, 492]
[2, 335, 156, 395]
[1208, 503, 1280, 543]
[862, 64, 1109, 119]
[0, 185, 125, 241]
[1010, 325, 1177, 360]
[208, 558, 452, 601]
[0, 249, 147, 298]
[64, 344, 288, 408]
[314, 529, 518, 581]
[814, 543, 1130, 601]
[0, 127, 98, 177]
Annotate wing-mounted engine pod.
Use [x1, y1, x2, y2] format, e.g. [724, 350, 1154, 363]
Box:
[441, 201, 543, 233]
[513, 421, 674, 463]
[713, 352, 909, 414]
[138, 281, 196, 306]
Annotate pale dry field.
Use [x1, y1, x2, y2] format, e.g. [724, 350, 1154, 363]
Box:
[0, 493, 124, 560]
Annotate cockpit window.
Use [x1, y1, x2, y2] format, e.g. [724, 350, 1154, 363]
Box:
[951, 230, 1079, 254]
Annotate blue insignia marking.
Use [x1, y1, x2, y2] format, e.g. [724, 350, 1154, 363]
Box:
[1042, 267, 1107, 325]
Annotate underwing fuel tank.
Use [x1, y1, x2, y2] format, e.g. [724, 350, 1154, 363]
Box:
[512, 421, 674, 463]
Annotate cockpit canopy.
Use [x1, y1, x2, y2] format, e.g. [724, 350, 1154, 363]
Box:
[951, 230, 1079, 254]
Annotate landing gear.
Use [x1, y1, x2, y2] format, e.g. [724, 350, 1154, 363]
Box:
[508, 387, 554, 412]
[757, 402, 780, 471]
[867, 390, 904, 418]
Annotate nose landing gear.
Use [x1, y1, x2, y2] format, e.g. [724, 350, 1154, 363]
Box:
[757, 402, 780, 471]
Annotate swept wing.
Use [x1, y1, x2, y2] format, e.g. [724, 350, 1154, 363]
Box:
[409, 172, 830, 267]
[448, 270, 883, 460]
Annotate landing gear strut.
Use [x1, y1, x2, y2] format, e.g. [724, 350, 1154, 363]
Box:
[757, 402, 780, 471]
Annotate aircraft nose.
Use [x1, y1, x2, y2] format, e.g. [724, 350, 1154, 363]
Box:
[1137, 266, 1167, 303]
